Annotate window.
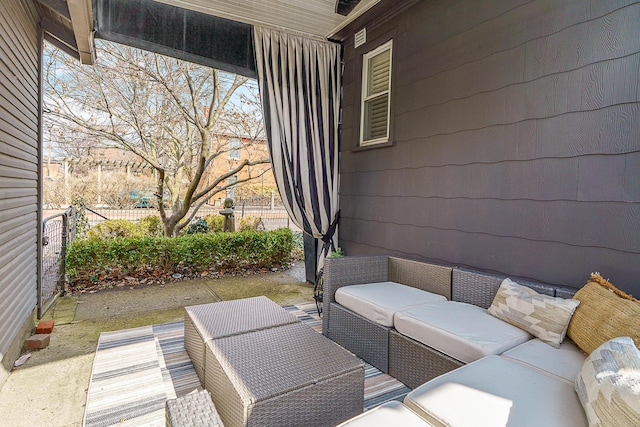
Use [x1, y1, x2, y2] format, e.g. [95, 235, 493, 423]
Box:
[229, 138, 240, 159]
[227, 175, 237, 199]
[360, 40, 392, 146]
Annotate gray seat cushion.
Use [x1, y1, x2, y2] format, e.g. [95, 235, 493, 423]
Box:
[337, 401, 433, 426]
[405, 356, 588, 427]
[501, 338, 585, 383]
[394, 301, 531, 363]
[335, 282, 446, 327]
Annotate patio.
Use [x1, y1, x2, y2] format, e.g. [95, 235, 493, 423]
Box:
[84, 304, 408, 426]
[0, 265, 410, 427]
[1, 0, 639, 425]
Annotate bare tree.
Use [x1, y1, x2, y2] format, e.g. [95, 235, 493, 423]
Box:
[44, 40, 270, 236]
[45, 122, 96, 159]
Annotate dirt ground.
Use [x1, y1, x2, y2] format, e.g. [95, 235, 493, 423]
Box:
[0, 262, 312, 427]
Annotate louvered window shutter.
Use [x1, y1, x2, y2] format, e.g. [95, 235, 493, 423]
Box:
[361, 42, 391, 144]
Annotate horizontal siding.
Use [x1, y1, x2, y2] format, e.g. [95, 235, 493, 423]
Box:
[340, 217, 640, 288]
[0, 89, 39, 138]
[0, 215, 37, 260]
[0, 148, 38, 168]
[0, 255, 38, 306]
[339, 0, 640, 295]
[0, 127, 38, 159]
[342, 104, 640, 171]
[0, 225, 36, 261]
[341, 153, 640, 202]
[0, 0, 40, 360]
[393, 52, 640, 139]
[0, 187, 37, 200]
[340, 196, 640, 253]
[0, 195, 36, 211]
[0, 164, 38, 180]
[0, 3, 39, 87]
[0, 97, 39, 146]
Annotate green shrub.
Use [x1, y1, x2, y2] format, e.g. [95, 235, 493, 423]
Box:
[327, 247, 344, 258]
[238, 216, 262, 231]
[203, 214, 224, 233]
[86, 219, 143, 239]
[139, 215, 163, 236]
[291, 232, 304, 260]
[186, 218, 208, 234]
[66, 228, 294, 284]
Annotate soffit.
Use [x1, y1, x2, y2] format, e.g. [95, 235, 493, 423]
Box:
[33, 0, 95, 64]
[154, 0, 381, 39]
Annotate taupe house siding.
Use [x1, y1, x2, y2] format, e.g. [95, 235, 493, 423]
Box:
[0, 0, 40, 361]
[338, 0, 640, 295]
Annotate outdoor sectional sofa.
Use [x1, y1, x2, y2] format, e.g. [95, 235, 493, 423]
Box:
[322, 255, 578, 387]
[323, 255, 640, 426]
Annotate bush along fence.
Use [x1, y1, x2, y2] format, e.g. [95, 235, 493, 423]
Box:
[43, 199, 299, 233]
[66, 227, 294, 289]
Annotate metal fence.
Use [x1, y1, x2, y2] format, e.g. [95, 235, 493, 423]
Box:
[43, 188, 299, 231]
[73, 205, 297, 231]
[43, 198, 299, 233]
[201, 202, 297, 231]
[40, 205, 76, 317]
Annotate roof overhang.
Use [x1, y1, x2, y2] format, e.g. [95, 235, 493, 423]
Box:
[154, 0, 381, 40]
[35, 0, 384, 65]
[67, 0, 95, 64]
[34, 0, 95, 64]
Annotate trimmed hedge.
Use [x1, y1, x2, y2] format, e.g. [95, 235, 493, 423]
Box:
[86, 219, 144, 239]
[66, 228, 294, 283]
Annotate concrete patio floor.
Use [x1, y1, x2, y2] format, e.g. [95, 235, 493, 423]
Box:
[0, 263, 312, 427]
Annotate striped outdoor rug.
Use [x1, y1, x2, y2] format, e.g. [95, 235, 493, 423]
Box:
[84, 303, 410, 427]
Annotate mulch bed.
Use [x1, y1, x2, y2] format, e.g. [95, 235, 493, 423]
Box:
[65, 261, 297, 295]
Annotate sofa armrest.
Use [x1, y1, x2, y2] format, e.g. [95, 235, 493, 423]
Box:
[452, 269, 506, 309]
[322, 255, 389, 336]
[323, 256, 390, 304]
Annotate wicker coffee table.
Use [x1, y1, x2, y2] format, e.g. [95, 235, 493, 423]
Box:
[185, 297, 364, 427]
[184, 296, 299, 384]
[205, 322, 364, 427]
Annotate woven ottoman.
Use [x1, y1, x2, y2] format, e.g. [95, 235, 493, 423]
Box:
[184, 296, 298, 384]
[205, 322, 364, 427]
[165, 389, 224, 427]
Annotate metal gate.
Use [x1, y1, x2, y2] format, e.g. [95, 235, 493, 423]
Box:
[39, 206, 76, 317]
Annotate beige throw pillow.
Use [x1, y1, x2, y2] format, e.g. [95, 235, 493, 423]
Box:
[575, 336, 640, 427]
[567, 273, 640, 355]
[488, 278, 580, 348]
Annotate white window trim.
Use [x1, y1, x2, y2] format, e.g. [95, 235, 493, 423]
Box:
[228, 137, 241, 159]
[359, 39, 393, 146]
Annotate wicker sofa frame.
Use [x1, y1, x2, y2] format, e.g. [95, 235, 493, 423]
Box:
[322, 256, 452, 373]
[322, 256, 578, 389]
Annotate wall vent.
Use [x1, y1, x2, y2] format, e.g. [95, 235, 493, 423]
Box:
[354, 28, 366, 48]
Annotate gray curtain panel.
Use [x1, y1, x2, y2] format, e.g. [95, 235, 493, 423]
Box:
[253, 26, 341, 275]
